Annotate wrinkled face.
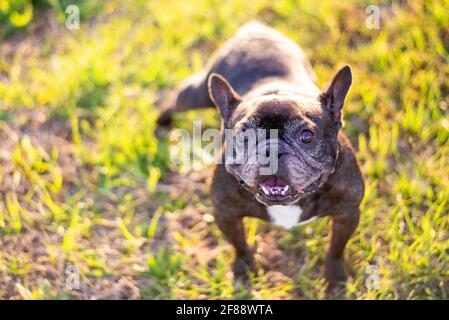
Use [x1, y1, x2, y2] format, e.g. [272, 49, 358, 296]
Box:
[225, 95, 339, 205]
[208, 66, 351, 206]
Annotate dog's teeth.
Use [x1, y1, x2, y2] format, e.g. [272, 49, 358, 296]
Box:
[261, 185, 291, 197]
[261, 186, 270, 195]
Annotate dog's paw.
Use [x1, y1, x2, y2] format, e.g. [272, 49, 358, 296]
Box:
[232, 254, 257, 281]
[324, 258, 347, 295]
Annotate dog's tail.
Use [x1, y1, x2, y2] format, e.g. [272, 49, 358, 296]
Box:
[156, 71, 213, 127]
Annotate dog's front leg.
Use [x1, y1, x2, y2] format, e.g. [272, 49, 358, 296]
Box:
[215, 213, 256, 280]
[325, 210, 360, 289]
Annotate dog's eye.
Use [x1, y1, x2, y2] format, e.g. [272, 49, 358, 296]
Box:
[300, 130, 314, 143]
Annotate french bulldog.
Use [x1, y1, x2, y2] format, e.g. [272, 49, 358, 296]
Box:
[157, 22, 364, 290]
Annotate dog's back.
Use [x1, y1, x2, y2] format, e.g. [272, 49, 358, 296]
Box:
[157, 22, 319, 126]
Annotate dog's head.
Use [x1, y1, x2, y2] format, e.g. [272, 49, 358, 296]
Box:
[208, 66, 352, 206]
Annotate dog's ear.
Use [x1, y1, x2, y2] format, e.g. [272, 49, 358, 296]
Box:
[208, 73, 242, 123]
[319, 65, 352, 126]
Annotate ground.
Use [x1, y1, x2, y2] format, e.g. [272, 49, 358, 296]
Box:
[0, 0, 448, 299]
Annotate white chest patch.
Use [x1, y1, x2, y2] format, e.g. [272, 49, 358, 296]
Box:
[267, 205, 317, 229]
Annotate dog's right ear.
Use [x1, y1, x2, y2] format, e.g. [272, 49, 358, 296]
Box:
[319, 65, 352, 127]
[208, 73, 242, 123]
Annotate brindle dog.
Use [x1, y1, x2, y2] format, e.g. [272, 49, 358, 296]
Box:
[157, 22, 364, 290]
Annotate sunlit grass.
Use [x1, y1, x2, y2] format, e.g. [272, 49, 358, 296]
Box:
[0, 0, 448, 299]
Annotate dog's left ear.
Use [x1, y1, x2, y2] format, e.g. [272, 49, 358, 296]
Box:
[319, 65, 352, 126]
[208, 73, 242, 124]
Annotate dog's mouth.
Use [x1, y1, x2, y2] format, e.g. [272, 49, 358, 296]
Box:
[256, 175, 302, 204]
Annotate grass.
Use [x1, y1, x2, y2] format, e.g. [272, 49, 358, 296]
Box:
[0, 0, 448, 299]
